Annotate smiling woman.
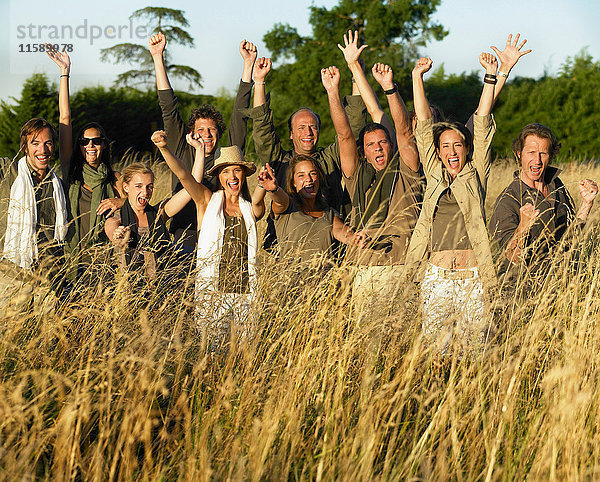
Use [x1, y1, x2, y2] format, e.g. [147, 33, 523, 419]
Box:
[44, 47, 126, 281]
[404, 53, 498, 353]
[255, 155, 368, 267]
[103, 163, 171, 282]
[152, 130, 265, 349]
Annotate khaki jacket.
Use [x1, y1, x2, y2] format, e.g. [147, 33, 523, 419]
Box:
[404, 115, 497, 289]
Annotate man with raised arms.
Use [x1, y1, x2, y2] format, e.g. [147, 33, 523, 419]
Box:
[149, 33, 258, 254]
[242, 56, 367, 250]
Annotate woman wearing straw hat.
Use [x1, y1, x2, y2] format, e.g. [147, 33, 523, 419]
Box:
[151, 130, 264, 348]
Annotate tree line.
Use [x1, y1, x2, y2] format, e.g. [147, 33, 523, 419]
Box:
[1, 52, 597, 164]
[1, 0, 598, 163]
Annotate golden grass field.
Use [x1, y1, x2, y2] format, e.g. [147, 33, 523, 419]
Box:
[1, 156, 600, 480]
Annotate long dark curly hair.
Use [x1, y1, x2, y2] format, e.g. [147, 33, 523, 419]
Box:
[69, 122, 117, 186]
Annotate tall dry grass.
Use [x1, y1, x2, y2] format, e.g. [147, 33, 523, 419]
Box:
[1, 157, 600, 480]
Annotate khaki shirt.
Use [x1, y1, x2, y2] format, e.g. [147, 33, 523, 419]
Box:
[273, 201, 336, 260]
[404, 115, 497, 289]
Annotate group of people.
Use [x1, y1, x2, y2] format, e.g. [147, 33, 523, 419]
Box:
[0, 31, 597, 351]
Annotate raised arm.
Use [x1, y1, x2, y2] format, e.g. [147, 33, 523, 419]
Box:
[321, 66, 359, 179]
[228, 40, 257, 150]
[490, 33, 532, 106]
[412, 57, 433, 121]
[338, 30, 384, 123]
[256, 163, 289, 215]
[411, 58, 438, 176]
[149, 32, 171, 91]
[372, 63, 419, 172]
[162, 135, 207, 219]
[46, 46, 72, 177]
[239, 39, 257, 83]
[151, 131, 210, 208]
[253, 57, 271, 108]
[475, 52, 498, 116]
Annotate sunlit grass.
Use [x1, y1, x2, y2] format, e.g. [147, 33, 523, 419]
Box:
[1, 156, 600, 479]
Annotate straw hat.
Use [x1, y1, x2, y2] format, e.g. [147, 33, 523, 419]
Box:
[206, 146, 256, 176]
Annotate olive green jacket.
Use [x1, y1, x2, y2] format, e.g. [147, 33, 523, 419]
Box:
[240, 94, 367, 220]
[404, 115, 497, 289]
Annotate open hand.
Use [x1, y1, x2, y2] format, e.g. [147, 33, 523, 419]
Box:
[491, 33, 532, 71]
[257, 163, 278, 192]
[46, 45, 70, 74]
[149, 32, 167, 57]
[321, 66, 341, 92]
[151, 130, 168, 148]
[254, 57, 271, 82]
[579, 178, 598, 204]
[413, 57, 433, 77]
[96, 197, 125, 217]
[239, 39, 258, 64]
[337, 30, 367, 65]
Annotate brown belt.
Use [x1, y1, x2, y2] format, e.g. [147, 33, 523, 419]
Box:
[431, 265, 477, 280]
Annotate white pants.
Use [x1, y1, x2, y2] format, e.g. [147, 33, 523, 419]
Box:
[195, 290, 254, 351]
[421, 263, 489, 353]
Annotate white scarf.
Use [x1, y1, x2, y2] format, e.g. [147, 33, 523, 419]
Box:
[195, 190, 257, 293]
[3, 157, 68, 269]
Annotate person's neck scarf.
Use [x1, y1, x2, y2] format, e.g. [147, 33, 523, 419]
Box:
[353, 153, 399, 230]
[67, 163, 115, 251]
[119, 199, 171, 266]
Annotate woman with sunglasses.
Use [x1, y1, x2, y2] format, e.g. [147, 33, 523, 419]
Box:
[46, 48, 124, 278]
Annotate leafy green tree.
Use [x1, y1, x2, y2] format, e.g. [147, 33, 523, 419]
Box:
[100, 7, 202, 90]
[0, 75, 236, 161]
[0, 74, 57, 156]
[424, 65, 482, 125]
[263, 0, 447, 145]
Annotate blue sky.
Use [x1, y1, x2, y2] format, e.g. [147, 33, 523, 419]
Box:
[0, 0, 598, 102]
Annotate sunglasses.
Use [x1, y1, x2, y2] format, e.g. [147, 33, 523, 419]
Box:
[79, 137, 103, 146]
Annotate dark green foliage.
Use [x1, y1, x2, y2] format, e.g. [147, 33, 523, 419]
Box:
[492, 51, 600, 160]
[402, 51, 600, 161]
[0, 76, 235, 162]
[424, 66, 482, 125]
[0, 74, 57, 156]
[70, 86, 162, 158]
[264, 0, 447, 146]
